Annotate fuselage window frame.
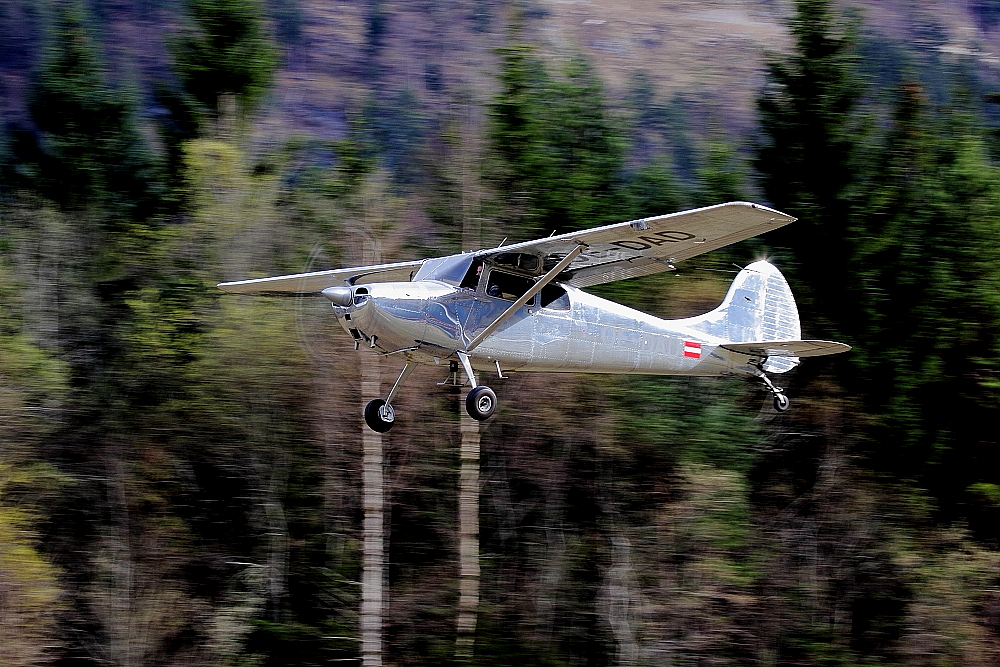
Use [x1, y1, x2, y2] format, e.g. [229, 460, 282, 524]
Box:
[483, 269, 536, 306]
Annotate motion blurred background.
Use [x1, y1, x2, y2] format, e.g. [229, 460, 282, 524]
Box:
[4, 0, 1000, 664]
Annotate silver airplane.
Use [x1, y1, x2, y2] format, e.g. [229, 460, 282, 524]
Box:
[219, 202, 850, 432]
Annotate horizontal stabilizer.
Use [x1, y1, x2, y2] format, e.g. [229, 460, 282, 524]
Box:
[218, 259, 424, 295]
[720, 340, 851, 358]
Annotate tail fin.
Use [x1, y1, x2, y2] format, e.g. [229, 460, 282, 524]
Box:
[678, 260, 802, 372]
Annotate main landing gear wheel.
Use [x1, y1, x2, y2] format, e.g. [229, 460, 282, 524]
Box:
[466, 386, 497, 421]
[364, 399, 395, 432]
[773, 392, 790, 412]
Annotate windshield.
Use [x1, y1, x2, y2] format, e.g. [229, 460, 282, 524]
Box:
[412, 253, 475, 286]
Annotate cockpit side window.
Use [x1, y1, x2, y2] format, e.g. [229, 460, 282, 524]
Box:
[460, 260, 483, 290]
[485, 270, 535, 305]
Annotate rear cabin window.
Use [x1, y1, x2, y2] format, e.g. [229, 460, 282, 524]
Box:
[492, 252, 540, 272]
[540, 285, 570, 310]
[486, 270, 535, 305]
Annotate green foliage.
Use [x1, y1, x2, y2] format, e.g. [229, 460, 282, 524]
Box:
[608, 375, 762, 476]
[0, 260, 69, 666]
[171, 0, 277, 118]
[7, 2, 160, 218]
[693, 142, 746, 207]
[755, 0, 863, 322]
[4, 3, 1000, 665]
[0, 464, 66, 666]
[152, 80, 203, 203]
[850, 87, 1000, 502]
[752, 0, 1000, 517]
[621, 161, 683, 220]
[489, 44, 625, 236]
[0, 264, 68, 413]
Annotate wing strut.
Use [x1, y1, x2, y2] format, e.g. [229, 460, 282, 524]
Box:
[464, 243, 587, 353]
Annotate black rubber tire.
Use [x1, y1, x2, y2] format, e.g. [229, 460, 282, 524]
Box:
[466, 386, 497, 421]
[773, 393, 790, 412]
[364, 398, 395, 432]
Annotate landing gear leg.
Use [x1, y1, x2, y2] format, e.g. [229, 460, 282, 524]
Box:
[757, 370, 789, 412]
[457, 352, 496, 421]
[364, 362, 416, 432]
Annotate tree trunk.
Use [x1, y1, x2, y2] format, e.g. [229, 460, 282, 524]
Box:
[455, 412, 481, 660]
[456, 101, 484, 661]
[360, 353, 384, 667]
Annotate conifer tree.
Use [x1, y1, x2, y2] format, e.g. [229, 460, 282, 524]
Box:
[854, 85, 1000, 504]
[160, 0, 277, 198]
[10, 2, 159, 220]
[489, 45, 624, 236]
[171, 0, 277, 119]
[754, 0, 861, 327]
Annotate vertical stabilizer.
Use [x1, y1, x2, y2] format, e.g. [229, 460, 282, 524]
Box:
[676, 260, 801, 372]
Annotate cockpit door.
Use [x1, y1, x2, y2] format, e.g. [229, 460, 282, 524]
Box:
[463, 268, 537, 340]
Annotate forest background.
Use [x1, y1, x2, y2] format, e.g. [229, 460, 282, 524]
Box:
[5, 0, 1000, 665]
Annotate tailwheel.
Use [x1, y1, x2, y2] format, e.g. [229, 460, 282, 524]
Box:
[364, 399, 395, 432]
[466, 386, 497, 421]
[756, 368, 789, 412]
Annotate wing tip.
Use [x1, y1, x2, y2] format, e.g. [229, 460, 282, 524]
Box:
[724, 200, 797, 222]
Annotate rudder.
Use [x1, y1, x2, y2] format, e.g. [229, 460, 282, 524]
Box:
[677, 260, 802, 372]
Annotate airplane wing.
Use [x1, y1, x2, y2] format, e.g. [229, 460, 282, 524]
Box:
[218, 202, 792, 294]
[217, 259, 425, 295]
[720, 340, 851, 358]
[487, 201, 795, 288]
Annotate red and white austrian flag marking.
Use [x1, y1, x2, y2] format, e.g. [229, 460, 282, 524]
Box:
[683, 341, 702, 359]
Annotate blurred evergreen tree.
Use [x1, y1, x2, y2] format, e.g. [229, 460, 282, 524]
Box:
[489, 44, 624, 237]
[756, 0, 1000, 540]
[625, 72, 698, 186]
[170, 0, 277, 120]
[6, 2, 160, 221]
[854, 85, 1000, 512]
[693, 143, 745, 207]
[1, 2, 167, 395]
[364, 0, 389, 66]
[621, 162, 683, 220]
[361, 89, 427, 187]
[152, 80, 203, 205]
[754, 0, 862, 329]
[158, 0, 278, 202]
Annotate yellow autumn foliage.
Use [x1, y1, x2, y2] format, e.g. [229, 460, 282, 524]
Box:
[0, 466, 64, 667]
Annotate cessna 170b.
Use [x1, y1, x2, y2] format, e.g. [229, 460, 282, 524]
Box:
[218, 202, 850, 432]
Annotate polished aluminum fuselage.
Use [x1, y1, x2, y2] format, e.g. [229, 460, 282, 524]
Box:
[335, 280, 758, 377]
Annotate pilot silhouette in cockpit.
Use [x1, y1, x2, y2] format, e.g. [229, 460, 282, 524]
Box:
[461, 262, 483, 290]
[461, 261, 502, 297]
